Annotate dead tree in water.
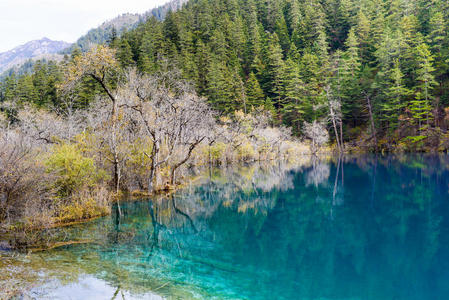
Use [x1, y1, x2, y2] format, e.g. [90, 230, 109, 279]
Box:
[121, 67, 216, 192]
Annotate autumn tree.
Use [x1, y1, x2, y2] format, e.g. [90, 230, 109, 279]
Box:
[59, 45, 122, 192]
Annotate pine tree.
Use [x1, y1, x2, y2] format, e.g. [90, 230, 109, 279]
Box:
[246, 14, 262, 68]
[282, 58, 306, 132]
[116, 40, 134, 68]
[2, 73, 17, 102]
[344, 28, 361, 77]
[137, 20, 164, 73]
[298, 50, 323, 121]
[16, 75, 37, 104]
[288, 0, 300, 32]
[33, 61, 51, 106]
[428, 10, 448, 87]
[399, 15, 423, 85]
[275, 15, 290, 52]
[107, 27, 118, 47]
[195, 38, 211, 95]
[163, 11, 180, 48]
[410, 43, 437, 132]
[429, 11, 445, 51]
[341, 29, 362, 125]
[369, 0, 386, 47]
[355, 9, 371, 63]
[381, 59, 411, 132]
[315, 29, 330, 74]
[245, 72, 265, 109]
[206, 58, 235, 112]
[266, 33, 286, 118]
[210, 28, 228, 59]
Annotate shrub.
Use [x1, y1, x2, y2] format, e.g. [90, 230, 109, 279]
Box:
[56, 186, 111, 223]
[208, 142, 227, 163]
[237, 142, 256, 161]
[45, 143, 109, 199]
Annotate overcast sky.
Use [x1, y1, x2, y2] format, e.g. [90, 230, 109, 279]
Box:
[0, 0, 166, 52]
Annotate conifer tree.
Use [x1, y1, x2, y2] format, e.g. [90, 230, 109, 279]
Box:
[410, 43, 437, 132]
[282, 58, 306, 132]
[266, 33, 286, 118]
[381, 59, 411, 132]
[341, 28, 362, 125]
[344, 28, 361, 77]
[245, 72, 265, 109]
[16, 75, 37, 104]
[195, 39, 211, 95]
[288, 0, 300, 32]
[298, 50, 323, 121]
[355, 9, 371, 63]
[428, 10, 448, 89]
[116, 40, 134, 68]
[206, 58, 235, 112]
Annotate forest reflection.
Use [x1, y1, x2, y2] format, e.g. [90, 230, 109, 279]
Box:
[99, 154, 449, 299]
[9, 154, 449, 300]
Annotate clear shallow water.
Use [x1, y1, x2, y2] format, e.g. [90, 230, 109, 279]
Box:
[9, 155, 449, 299]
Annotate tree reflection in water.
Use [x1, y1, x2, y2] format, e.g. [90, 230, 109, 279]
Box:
[4, 154, 449, 300]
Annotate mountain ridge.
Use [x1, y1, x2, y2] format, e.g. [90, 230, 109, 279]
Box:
[66, 0, 188, 53]
[0, 0, 188, 75]
[0, 37, 70, 74]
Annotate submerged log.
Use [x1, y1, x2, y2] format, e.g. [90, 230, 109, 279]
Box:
[29, 239, 94, 252]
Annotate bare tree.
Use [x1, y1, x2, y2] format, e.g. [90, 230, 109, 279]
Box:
[59, 45, 122, 192]
[0, 126, 55, 234]
[325, 85, 344, 153]
[118, 68, 216, 191]
[303, 120, 329, 154]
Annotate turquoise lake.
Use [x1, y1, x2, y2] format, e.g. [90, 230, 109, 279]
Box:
[7, 155, 449, 299]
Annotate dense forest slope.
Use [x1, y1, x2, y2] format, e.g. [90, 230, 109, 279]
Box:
[2, 0, 449, 151]
[113, 0, 449, 151]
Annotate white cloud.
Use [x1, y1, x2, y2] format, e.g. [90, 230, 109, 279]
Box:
[0, 0, 166, 52]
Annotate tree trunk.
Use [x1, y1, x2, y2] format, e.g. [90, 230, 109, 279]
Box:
[365, 93, 377, 151]
[113, 155, 120, 193]
[170, 139, 204, 185]
[110, 98, 121, 193]
[148, 140, 159, 193]
[339, 120, 344, 151]
[330, 106, 341, 153]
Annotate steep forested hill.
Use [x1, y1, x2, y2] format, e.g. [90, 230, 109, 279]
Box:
[2, 0, 449, 150]
[111, 0, 449, 148]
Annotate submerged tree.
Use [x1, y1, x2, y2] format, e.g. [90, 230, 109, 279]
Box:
[120, 67, 216, 191]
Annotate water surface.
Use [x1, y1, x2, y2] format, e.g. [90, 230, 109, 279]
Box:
[4, 155, 449, 299]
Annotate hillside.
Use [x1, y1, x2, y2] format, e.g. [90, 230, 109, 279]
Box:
[144, 0, 189, 20]
[0, 0, 189, 75]
[111, 0, 449, 151]
[63, 13, 143, 53]
[66, 0, 188, 53]
[0, 38, 69, 74]
[2, 0, 449, 152]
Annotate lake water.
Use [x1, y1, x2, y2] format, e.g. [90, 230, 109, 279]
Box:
[4, 155, 449, 299]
